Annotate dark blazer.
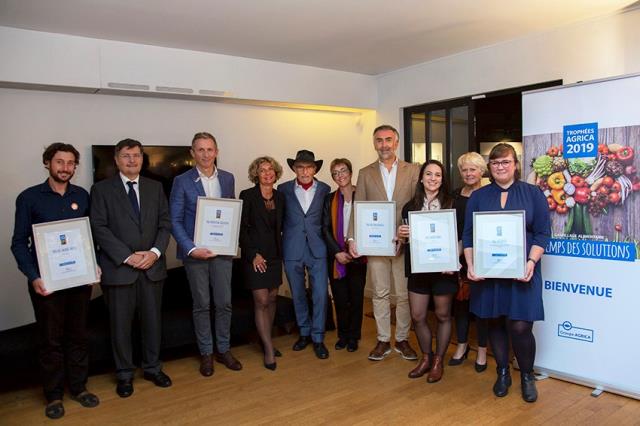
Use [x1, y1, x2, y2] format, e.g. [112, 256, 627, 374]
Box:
[90, 175, 171, 286]
[322, 189, 365, 269]
[322, 189, 355, 259]
[279, 179, 330, 261]
[239, 185, 284, 262]
[170, 167, 235, 259]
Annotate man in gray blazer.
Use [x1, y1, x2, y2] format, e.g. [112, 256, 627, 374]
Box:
[280, 150, 331, 359]
[90, 138, 172, 398]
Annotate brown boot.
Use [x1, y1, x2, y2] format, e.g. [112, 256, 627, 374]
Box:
[408, 353, 432, 379]
[427, 355, 444, 383]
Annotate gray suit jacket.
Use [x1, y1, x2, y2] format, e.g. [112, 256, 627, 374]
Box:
[90, 175, 171, 286]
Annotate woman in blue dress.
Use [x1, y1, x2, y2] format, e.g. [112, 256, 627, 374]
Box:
[462, 143, 550, 403]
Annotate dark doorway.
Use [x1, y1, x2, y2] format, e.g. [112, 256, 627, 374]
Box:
[403, 80, 562, 188]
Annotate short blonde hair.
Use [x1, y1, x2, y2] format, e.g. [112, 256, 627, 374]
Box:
[247, 156, 283, 184]
[456, 152, 487, 174]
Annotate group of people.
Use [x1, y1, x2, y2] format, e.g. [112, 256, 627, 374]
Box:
[11, 124, 550, 420]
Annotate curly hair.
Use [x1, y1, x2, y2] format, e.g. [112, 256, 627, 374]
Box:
[42, 142, 80, 165]
[247, 156, 283, 184]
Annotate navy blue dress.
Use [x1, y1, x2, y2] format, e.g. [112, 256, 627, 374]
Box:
[462, 181, 551, 321]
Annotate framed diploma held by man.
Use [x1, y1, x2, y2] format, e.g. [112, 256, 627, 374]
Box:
[32, 217, 99, 293]
[354, 201, 396, 256]
[473, 210, 526, 279]
[409, 209, 459, 273]
[193, 197, 243, 256]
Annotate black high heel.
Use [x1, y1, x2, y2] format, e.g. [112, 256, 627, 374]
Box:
[448, 345, 470, 366]
[264, 361, 277, 371]
[259, 340, 282, 357]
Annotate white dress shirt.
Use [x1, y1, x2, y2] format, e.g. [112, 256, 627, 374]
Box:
[343, 200, 352, 240]
[379, 158, 398, 201]
[294, 180, 317, 214]
[197, 167, 221, 198]
[119, 172, 139, 204]
[119, 172, 161, 260]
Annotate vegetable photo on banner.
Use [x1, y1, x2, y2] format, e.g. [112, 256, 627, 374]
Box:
[529, 142, 639, 237]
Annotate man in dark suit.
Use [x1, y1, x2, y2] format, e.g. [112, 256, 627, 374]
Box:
[280, 150, 331, 359]
[90, 138, 172, 398]
[170, 132, 242, 377]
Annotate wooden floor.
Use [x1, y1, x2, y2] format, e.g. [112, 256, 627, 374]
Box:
[1, 309, 639, 425]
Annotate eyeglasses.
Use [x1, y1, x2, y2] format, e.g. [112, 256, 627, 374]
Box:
[119, 154, 142, 160]
[489, 160, 513, 168]
[331, 168, 350, 177]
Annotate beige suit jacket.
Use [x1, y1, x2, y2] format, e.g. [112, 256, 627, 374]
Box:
[347, 159, 420, 240]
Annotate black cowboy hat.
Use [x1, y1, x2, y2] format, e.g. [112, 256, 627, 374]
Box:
[287, 149, 323, 173]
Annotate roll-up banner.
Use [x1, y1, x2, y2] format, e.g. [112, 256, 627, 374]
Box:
[522, 73, 640, 400]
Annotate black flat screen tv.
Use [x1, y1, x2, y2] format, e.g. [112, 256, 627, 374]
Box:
[92, 145, 194, 196]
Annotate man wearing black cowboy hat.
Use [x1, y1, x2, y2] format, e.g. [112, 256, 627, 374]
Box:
[280, 150, 331, 359]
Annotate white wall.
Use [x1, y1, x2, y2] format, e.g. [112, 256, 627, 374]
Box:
[0, 26, 377, 110]
[376, 7, 640, 135]
[0, 87, 376, 330]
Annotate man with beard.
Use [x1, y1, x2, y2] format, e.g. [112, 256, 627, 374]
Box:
[347, 125, 420, 362]
[11, 143, 99, 419]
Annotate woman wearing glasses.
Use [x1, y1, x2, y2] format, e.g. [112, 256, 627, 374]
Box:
[322, 158, 367, 352]
[462, 143, 550, 402]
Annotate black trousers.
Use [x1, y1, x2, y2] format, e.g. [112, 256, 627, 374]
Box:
[102, 275, 164, 380]
[28, 283, 92, 402]
[329, 262, 367, 341]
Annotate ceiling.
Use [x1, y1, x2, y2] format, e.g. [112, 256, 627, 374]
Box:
[0, 0, 637, 75]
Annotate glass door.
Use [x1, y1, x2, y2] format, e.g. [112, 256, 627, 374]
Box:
[404, 99, 474, 187]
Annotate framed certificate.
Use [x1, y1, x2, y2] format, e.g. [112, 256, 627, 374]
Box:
[193, 197, 243, 256]
[354, 201, 396, 256]
[473, 210, 526, 279]
[408, 209, 459, 273]
[32, 217, 99, 293]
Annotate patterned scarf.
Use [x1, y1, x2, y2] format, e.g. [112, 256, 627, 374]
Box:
[330, 190, 347, 279]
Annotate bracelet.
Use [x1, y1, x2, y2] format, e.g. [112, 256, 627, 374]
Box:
[527, 257, 538, 264]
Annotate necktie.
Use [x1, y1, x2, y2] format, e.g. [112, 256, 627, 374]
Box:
[126, 181, 140, 218]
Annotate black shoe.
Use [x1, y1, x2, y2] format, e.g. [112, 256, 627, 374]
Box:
[45, 400, 65, 419]
[448, 345, 470, 366]
[292, 336, 311, 351]
[70, 391, 100, 408]
[335, 338, 348, 350]
[313, 342, 329, 359]
[143, 371, 172, 388]
[493, 366, 512, 397]
[475, 361, 488, 373]
[346, 339, 358, 352]
[264, 361, 277, 371]
[521, 372, 538, 402]
[116, 379, 134, 398]
[259, 340, 282, 357]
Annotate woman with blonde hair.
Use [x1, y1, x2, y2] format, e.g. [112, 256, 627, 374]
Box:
[239, 156, 285, 370]
[449, 152, 489, 371]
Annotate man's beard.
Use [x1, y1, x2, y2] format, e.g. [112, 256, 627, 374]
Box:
[50, 171, 74, 183]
